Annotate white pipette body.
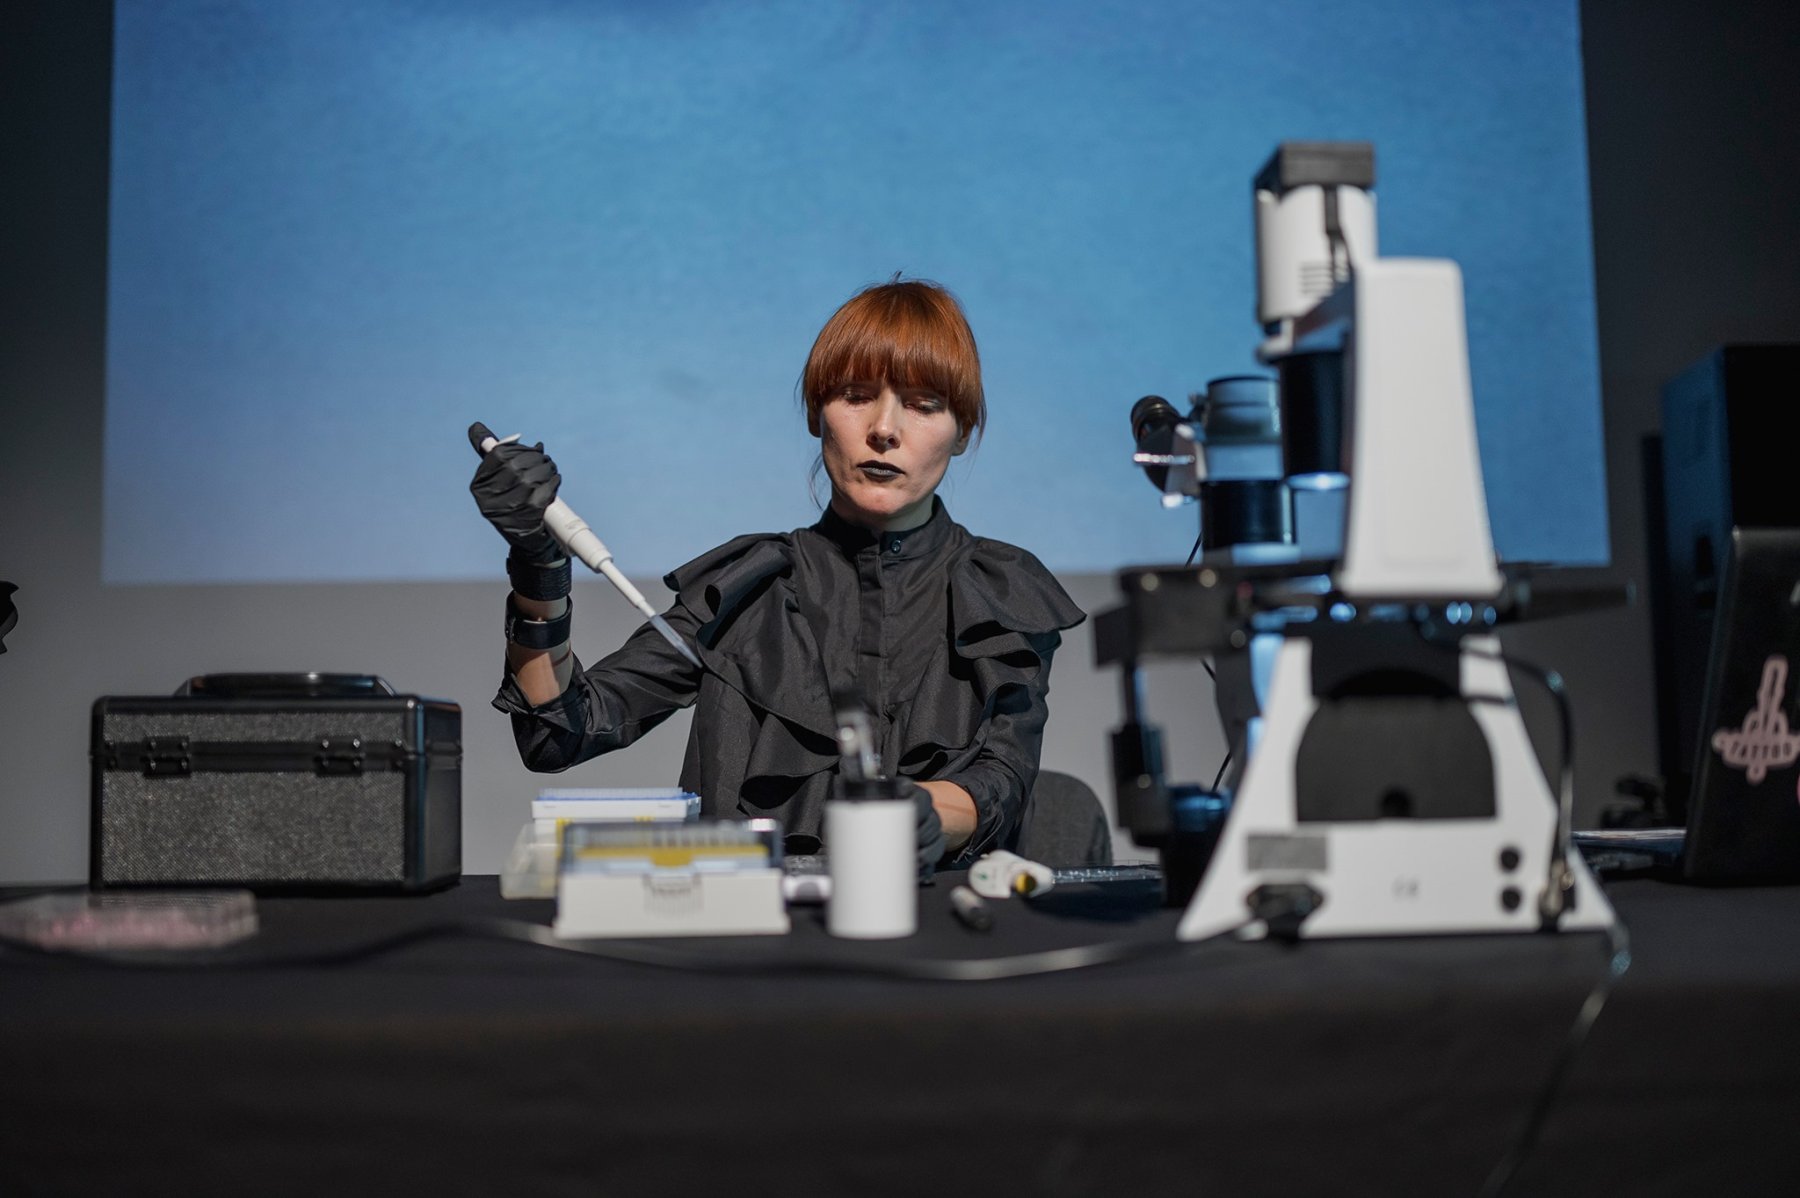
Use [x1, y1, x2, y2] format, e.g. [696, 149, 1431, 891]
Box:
[476, 432, 701, 668]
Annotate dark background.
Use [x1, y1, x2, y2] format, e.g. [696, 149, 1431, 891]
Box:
[3, 0, 1799, 880]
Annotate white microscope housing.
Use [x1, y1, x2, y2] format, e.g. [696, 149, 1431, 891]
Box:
[1112, 142, 1615, 942]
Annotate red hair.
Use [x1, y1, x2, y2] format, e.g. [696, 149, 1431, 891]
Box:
[801, 279, 985, 442]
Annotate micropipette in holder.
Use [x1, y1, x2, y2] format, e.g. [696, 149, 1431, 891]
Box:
[471, 425, 702, 668]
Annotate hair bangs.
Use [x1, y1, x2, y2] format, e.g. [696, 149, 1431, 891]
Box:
[802, 279, 986, 440]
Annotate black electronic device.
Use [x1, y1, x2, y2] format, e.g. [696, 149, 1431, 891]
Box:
[0, 581, 17, 653]
[90, 673, 461, 892]
[1655, 346, 1800, 820]
[1579, 529, 1800, 883]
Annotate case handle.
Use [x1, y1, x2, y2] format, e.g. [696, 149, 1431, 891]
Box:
[175, 673, 397, 698]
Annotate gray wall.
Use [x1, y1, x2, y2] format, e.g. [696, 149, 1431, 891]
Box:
[4, 0, 1799, 884]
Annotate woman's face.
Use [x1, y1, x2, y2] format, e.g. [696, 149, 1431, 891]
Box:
[818, 381, 969, 531]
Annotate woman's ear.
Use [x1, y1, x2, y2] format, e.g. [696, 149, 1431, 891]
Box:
[806, 403, 821, 437]
[952, 427, 971, 456]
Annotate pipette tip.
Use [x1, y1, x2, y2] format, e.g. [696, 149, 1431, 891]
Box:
[650, 613, 703, 669]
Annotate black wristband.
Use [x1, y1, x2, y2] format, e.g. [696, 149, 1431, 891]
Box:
[507, 552, 572, 601]
[505, 595, 572, 650]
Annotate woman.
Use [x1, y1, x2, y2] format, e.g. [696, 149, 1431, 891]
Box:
[471, 279, 1084, 867]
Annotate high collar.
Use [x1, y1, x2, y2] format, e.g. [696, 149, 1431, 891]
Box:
[813, 495, 954, 561]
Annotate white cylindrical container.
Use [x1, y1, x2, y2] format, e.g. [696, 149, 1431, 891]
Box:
[825, 799, 916, 939]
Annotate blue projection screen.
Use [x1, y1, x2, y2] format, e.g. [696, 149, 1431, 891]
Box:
[104, 0, 1606, 583]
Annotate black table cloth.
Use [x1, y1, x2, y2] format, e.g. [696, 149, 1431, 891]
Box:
[2, 874, 1795, 1196]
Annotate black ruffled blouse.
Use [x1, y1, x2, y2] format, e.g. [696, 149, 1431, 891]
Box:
[492, 499, 1086, 862]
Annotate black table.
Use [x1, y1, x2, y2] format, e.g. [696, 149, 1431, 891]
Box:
[2, 874, 1796, 1196]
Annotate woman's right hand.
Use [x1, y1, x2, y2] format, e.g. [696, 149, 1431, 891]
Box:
[468, 421, 563, 563]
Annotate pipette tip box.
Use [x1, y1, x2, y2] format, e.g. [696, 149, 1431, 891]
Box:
[552, 819, 790, 938]
[532, 787, 701, 825]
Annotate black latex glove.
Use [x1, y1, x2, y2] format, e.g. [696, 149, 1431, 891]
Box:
[892, 778, 948, 879]
[468, 421, 563, 564]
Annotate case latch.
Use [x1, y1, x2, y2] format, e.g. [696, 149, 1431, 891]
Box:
[141, 736, 192, 776]
[314, 737, 366, 775]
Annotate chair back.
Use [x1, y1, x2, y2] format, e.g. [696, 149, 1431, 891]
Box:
[1013, 770, 1114, 867]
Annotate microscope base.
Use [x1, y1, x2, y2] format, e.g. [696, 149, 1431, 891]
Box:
[1178, 636, 1615, 941]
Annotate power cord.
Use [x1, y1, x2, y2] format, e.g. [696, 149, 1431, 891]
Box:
[1211, 748, 1233, 791]
[0, 915, 1250, 983]
[1478, 920, 1632, 1197]
[1180, 530, 1229, 787]
[1421, 631, 1628, 1193]
[1449, 639, 1579, 929]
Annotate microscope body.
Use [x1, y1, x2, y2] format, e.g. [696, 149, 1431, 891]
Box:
[1110, 142, 1614, 940]
[1179, 257, 1613, 939]
[1287, 260, 1501, 598]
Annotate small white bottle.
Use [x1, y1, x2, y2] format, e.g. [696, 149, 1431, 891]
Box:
[826, 794, 916, 939]
[824, 702, 916, 939]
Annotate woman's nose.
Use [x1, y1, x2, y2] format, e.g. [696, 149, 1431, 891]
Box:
[866, 394, 901, 448]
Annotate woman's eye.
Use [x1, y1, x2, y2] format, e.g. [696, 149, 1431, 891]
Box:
[909, 396, 945, 413]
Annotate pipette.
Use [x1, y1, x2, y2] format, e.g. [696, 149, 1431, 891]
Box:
[471, 426, 702, 669]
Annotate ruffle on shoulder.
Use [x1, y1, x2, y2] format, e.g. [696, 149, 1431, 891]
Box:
[664, 534, 838, 761]
[893, 539, 1087, 778]
[662, 533, 796, 642]
[950, 538, 1086, 664]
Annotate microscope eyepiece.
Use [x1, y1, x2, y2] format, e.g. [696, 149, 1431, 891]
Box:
[1131, 394, 1183, 443]
[1131, 395, 1193, 493]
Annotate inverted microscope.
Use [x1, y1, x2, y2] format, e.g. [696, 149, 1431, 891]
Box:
[1101, 142, 1617, 940]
